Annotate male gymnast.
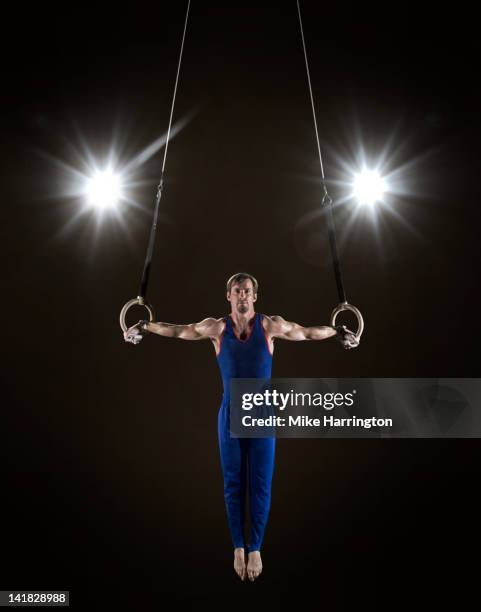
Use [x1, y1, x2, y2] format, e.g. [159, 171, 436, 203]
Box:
[124, 272, 358, 581]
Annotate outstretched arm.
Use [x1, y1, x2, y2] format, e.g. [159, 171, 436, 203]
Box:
[124, 317, 224, 345]
[264, 315, 358, 349]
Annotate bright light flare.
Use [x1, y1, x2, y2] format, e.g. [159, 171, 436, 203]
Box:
[85, 169, 123, 209]
[352, 168, 386, 206]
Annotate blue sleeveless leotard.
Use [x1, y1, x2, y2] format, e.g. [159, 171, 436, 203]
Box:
[216, 312, 275, 552]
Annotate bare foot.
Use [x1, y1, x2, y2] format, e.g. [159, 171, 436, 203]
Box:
[234, 548, 246, 581]
[247, 550, 262, 581]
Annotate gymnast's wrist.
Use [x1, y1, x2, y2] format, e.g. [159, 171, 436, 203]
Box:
[333, 325, 344, 338]
[139, 320, 151, 333]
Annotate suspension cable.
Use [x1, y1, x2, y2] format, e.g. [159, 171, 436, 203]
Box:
[138, 0, 191, 300]
[296, 0, 326, 181]
[296, 0, 347, 304]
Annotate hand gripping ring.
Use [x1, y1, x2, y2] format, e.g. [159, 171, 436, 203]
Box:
[119, 297, 155, 333]
[330, 302, 364, 341]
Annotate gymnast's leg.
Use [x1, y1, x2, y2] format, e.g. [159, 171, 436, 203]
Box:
[218, 416, 248, 580]
[246, 436, 276, 581]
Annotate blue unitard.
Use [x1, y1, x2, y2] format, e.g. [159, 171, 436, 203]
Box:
[217, 313, 275, 553]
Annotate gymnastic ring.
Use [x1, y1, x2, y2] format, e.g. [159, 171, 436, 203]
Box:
[330, 302, 364, 341]
[119, 296, 155, 333]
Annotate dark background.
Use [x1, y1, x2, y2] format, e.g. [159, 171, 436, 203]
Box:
[1, 1, 480, 609]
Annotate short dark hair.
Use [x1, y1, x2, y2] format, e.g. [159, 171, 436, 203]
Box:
[226, 272, 259, 294]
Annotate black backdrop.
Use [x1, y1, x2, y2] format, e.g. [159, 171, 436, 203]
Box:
[1, 2, 480, 609]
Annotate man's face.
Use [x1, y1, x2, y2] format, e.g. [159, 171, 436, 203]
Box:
[227, 279, 257, 314]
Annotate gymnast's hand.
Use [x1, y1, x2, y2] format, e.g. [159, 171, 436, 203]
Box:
[124, 321, 148, 345]
[335, 325, 359, 350]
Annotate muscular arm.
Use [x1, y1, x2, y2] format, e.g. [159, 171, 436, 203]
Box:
[143, 317, 224, 340]
[264, 315, 336, 341]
